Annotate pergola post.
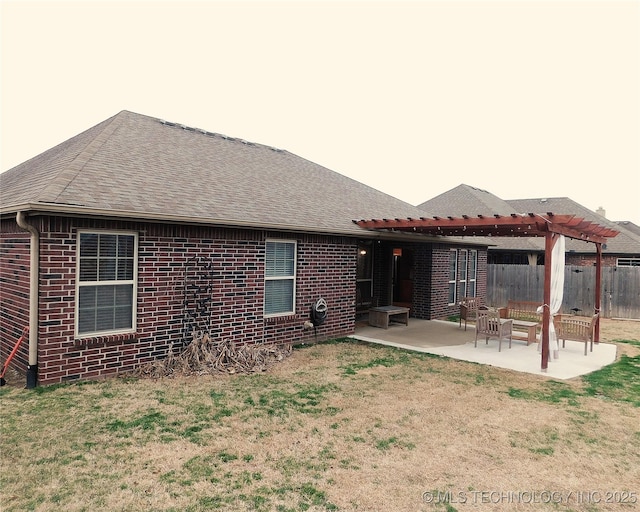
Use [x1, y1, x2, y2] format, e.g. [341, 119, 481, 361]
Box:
[595, 242, 603, 343]
[541, 232, 554, 371]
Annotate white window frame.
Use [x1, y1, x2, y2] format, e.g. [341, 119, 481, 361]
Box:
[459, 249, 468, 299]
[264, 239, 297, 317]
[617, 257, 640, 267]
[448, 249, 458, 305]
[75, 230, 138, 337]
[469, 250, 478, 297]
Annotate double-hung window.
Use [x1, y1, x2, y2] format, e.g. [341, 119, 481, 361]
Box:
[469, 250, 478, 297]
[459, 249, 468, 299]
[265, 240, 296, 316]
[76, 231, 137, 336]
[448, 249, 458, 305]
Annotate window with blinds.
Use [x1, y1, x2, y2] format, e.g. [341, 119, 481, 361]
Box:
[265, 240, 296, 316]
[76, 231, 137, 336]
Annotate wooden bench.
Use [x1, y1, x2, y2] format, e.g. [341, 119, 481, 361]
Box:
[553, 313, 599, 356]
[369, 306, 410, 329]
[498, 300, 542, 322]
[498, 300, 542, 345]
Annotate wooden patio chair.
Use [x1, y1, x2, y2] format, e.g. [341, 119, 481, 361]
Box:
[475, 309, 513, 352]
[459, 296, 481, 331]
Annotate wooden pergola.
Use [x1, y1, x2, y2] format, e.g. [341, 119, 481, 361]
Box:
[354, 213, 619, 371]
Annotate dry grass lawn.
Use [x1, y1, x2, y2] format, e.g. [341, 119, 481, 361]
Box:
[1, 319, 639, 511]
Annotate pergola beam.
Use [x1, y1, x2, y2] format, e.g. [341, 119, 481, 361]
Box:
[354, 213, 616, 244]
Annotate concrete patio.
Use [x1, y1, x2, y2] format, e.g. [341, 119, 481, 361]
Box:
[352, 318, 618, 380]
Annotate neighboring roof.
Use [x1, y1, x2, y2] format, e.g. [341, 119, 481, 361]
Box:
[1, 110, 433, 238]
[507, 197, 639, 255]
[417, 184, 638, 255]
[616, 220, 640, 238]
[417, 184, 516, 217]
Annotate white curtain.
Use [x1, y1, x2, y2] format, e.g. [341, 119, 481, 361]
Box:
[539, 234, 565, 359]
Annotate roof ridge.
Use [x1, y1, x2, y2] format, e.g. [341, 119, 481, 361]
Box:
[156, 116, 287, 154]
[507, 196, 570, 202]
[37, 111, 127, 204]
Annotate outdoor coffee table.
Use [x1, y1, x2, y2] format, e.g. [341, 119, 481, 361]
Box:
[368, 306, 410, 329]
[511, 319, 539, 345]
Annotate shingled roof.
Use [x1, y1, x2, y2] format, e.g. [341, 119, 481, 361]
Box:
[1, 110, 431, 237]
[417, 184, 638, 255]
[417, 184, 516, 217]
[507, 197, 640, 254]
[616, 220, 640, 238]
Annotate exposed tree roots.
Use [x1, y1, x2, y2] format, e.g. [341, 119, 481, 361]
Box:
[132, 331, 293, 378]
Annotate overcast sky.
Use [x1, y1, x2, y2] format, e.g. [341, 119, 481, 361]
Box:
[2, 0, 639, 224]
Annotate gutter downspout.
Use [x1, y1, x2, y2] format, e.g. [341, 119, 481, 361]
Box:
[16, 212, 39, 388]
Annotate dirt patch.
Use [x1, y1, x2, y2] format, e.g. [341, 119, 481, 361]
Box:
[598, 318, 640, 359]
[599, 317, 640, 342]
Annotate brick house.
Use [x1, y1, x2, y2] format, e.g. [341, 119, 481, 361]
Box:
[418, 184, 640, 266]
[0, 111, 487, 387]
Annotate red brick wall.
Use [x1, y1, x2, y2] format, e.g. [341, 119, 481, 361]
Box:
[426, 244, 488, 319]
[565, 253, 619, 267]
[475, 249, 488, 302]
[3, 216, 358, 385]
[427, 245, 453, 319]
[0, 220, 31, 371]
[3, 213, 489, 385]
[37, 218, 77, 384]
[411, 243, 432, 318]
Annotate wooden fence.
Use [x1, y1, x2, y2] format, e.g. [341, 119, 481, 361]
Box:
[486, 265, 640, 319]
